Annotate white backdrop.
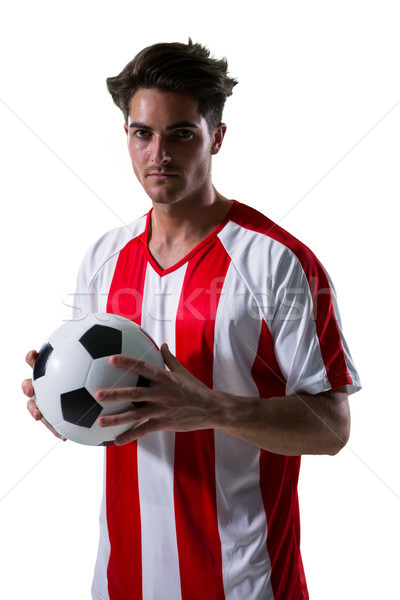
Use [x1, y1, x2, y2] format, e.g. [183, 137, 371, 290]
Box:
[1, 1, 399, 598]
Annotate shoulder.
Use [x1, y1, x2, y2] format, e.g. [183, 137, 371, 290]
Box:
[220, 201, 325, 283]
[77, 213, 148, 291]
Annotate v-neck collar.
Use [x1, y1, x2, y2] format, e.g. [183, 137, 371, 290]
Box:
[139, 201, 238, 277]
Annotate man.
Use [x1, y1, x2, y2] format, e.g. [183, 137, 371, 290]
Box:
[24, 40, 361, 599]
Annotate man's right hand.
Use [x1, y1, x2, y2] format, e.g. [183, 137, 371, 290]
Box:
[23, 349, 66, 440]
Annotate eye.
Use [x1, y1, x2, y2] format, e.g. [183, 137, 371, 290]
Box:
[134, 129, 152, 139]
[175, 129, 193, 139]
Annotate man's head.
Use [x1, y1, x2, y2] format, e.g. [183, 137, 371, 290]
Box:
[106, 39, 238, 133]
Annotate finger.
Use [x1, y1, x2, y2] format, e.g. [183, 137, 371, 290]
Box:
[27, 398, 42, 421]
[160, 343, 186, 372]
[25, 350, 38, 368]
[27, 397, 67, 440]
[97, 407, 143, 429]
[22, 378, 34, 398]
[95, 386, 164, 403]
[41, 419, 67, 441]
[114, 418, 167, 446]
[98, 401, 165, 428]
[110, 354, 169, 382]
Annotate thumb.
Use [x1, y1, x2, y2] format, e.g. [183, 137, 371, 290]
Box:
[160, 343, 186, 372]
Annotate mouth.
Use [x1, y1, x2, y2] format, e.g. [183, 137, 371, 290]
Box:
[147, 172, 177, 179]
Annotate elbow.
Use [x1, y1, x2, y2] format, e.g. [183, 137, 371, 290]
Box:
[327, 425, 350, 455]
[327, 396, 351, 455]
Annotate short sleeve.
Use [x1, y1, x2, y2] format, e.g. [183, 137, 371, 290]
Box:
[270, 250, 361, 396]
[70, 251, 99, 320]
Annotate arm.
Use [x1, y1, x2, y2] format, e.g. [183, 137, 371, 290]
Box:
[97, 344, 350, 455]
[214, 385, 350, 456]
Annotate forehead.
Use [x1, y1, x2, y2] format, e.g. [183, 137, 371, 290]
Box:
[128, 88, 205, 127]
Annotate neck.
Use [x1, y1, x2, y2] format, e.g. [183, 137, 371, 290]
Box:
[147, 187, 233, 270]
[149, 187, 232, 246]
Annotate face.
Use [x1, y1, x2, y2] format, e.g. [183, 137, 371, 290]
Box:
[124, 89, 226, 207]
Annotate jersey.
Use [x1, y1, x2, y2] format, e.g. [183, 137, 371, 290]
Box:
[72, 200, 361, 600]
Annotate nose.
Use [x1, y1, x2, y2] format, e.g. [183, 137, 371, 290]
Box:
[150, 135, 171, 166]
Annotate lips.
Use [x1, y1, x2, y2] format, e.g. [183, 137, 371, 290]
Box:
[147, 171, 177, 178]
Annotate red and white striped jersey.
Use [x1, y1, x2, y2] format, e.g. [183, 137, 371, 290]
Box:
[73, 201, 360, 600]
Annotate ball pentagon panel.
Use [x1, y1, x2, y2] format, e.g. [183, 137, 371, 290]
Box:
[61, 387, 102, 428]
[33, 342, 54, 380]
[79, 325, 122, 359]
[33, 342, 92, 434]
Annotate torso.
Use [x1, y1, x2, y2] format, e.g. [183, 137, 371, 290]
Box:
[78, 201, 358, 600]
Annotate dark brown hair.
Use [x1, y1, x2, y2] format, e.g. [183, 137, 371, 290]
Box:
[106, 40, 238, 131]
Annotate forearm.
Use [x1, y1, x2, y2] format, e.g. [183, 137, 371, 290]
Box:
[212, 388, 350, 456]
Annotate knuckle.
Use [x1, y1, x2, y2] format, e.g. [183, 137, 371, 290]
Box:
[25, 350, 38, 366]
[142, 361, 156, 376]
[126, 407, 138, 420]
[141, 361, 150, 373]
[129, 387, 140, 400]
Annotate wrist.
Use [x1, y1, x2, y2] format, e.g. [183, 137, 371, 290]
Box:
[209, 389, 259, 433]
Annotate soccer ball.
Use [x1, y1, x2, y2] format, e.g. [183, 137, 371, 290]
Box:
[32, 313, 163, 446]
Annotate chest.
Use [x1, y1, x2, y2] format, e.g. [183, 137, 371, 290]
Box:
[102, 235, 269, 346]
[99, 234, 283, 395]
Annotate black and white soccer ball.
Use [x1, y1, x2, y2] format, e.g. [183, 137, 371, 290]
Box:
[32, 313, 163, 446]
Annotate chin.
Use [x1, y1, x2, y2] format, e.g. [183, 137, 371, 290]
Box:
[147, 189, 187, 206]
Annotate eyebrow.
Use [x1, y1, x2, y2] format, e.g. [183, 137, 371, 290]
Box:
[129, 121, 199, 130]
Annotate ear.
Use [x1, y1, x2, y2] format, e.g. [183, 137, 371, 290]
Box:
[210, 123, 227, 155]
[124, 123, 129, 136]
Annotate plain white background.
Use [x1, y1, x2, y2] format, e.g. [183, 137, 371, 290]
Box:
[1, 1, 399, 597]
